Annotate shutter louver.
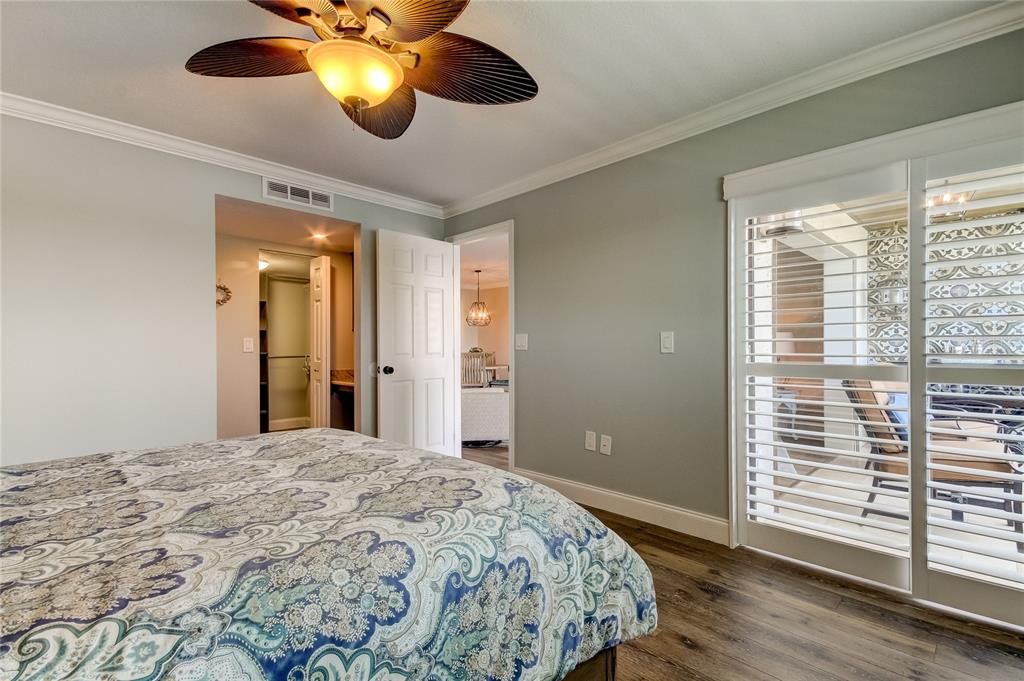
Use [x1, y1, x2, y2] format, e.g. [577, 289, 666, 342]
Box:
[743, 190, 912, 555]
[730, 108, 1024, 624]
[923, 163, 1024, 587]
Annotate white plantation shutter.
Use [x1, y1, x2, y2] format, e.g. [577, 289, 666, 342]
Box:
[922, 162, 1024, 587]
[741, 181, 913, 565]
[729, 104, 1024, 625]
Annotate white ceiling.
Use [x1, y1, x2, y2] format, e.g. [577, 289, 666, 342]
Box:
[216, 195, 357, 251]
[0, 1, 997, 208]
[460, 232, 509, 289]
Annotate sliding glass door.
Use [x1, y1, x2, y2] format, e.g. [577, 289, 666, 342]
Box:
[730, 134, 1023, 625]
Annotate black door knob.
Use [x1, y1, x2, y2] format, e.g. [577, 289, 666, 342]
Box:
[382, 365, 395, 375]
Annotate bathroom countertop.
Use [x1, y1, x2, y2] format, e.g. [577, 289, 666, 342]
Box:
[331, 369, 355, 390]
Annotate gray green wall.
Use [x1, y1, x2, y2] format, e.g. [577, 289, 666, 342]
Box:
[444, 30, 1024, 519]
[0, 117, 442, 464]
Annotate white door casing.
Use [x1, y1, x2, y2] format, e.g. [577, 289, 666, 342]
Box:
[377, 230, 457, 455]
[309, 255, 331, 428]
[447, 219, 515, 469]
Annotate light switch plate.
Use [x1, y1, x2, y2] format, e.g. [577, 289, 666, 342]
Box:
[515, 333, 529, 351]
[585, 431, 597, 452]
[599, 434, 612, 456]
[660, 331, 675, 354]
[243, 337, 255, 353]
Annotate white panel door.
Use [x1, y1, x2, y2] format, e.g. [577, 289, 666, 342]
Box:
[309, 255, 331, 428]
[377, 230, 456, 455]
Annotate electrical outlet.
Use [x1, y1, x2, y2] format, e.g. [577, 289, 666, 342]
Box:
[243, 337, 255, 353]
[599, 434, 612, 456]
[585, 431, 597, 451]
[515, 333, 529, 351]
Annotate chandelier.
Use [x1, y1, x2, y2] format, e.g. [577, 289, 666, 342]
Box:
[466, 270, 491, 327]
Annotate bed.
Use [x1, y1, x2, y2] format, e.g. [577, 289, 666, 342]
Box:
[0, 429, 656, 680]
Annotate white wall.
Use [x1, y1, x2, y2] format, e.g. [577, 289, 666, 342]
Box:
[461, 287, 509, 363]
[476, 287, 509, 366]
[332, 252, 355, 370]
[216, 233, 262, 439]
[267, 278, 310, 425]
[461, 287, 480, 351]
[1, 116, 443, 464]
[444, 31, 1024, 518]
[215, 234, 355, 438]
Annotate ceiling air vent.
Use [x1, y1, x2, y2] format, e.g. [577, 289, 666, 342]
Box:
[262, 177, 334, 212]
[265, 179, 289, 202]
[311, 190, 332, 209]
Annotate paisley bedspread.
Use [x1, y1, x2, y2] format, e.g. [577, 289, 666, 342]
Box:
[0, 429, 656, 680]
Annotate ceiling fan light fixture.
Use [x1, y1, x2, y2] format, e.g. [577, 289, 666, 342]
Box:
[187, 1, 538, 139]
[305, 38, 404, 108]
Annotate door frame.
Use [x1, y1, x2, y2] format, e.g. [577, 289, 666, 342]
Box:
[263, 265, 314, 432]
[447, 220, 516, 469]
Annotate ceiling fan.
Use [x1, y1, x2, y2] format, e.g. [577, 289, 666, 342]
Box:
[186, 0, 538, 139]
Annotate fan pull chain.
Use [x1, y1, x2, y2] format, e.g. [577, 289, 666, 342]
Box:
[344, 96, 367, 131]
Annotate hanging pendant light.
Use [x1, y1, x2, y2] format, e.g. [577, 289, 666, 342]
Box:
[466, 270, 491, 327]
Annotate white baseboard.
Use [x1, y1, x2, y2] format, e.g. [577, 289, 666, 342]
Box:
[270, 417, 311, 431]
[512, 467, 730, 545]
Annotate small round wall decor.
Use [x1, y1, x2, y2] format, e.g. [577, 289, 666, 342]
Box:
[216, 283, 232, 306]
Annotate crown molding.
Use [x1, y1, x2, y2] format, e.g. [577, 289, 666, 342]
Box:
[0, 92, 445, 219]
[442, 2, 1024, 218]
[2, 2, 1019, 222]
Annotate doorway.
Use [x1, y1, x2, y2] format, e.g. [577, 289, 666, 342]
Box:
[450, 221, 514, 471]
[215, 195, 359, 438]
[259, 251, 311, 431]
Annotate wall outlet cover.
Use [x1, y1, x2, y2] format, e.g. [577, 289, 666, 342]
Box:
[515, 333, 529, 351]
[660, 331, 675, 354]
[585, 431, 597, 451]
[243, 337, 255, 353]
[599, 434, 612, 456]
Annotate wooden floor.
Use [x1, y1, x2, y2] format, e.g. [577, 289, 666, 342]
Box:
[588, 508, 1024, 681]
[462, 445, 509, 470]
[459, 445, 1024, 679]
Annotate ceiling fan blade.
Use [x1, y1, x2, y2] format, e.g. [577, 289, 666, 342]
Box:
[340, 83, 417, 139]
[399, 32, 537, 105]
[346, 0, 468, 43]
[312, 0, 340, 26]
[186, 38, 314, 77]
[249, 1, 339, 27]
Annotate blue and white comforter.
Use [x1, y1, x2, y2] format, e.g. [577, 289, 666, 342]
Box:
[0, 429, 656, 680]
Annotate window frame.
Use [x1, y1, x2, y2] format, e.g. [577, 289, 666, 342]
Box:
[726, 102, 1024, 626]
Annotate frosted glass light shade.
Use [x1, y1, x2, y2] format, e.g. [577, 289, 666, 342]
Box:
[305, 39, 404, 108]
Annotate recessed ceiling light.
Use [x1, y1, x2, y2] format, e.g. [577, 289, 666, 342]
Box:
[258, 259, 270, 271]
[312, 233, 327, 240]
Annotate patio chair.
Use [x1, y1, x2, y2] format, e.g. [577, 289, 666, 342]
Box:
[843, 379, 1023, 552]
